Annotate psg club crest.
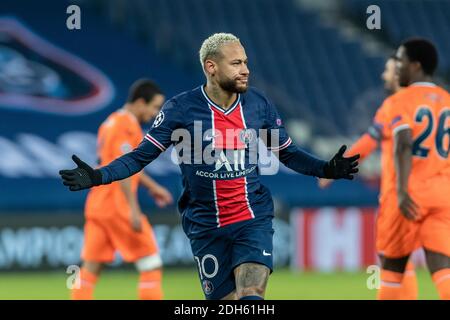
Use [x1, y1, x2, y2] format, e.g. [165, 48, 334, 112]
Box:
[239, 128, 254, 146]
[202, 280, 214, 295]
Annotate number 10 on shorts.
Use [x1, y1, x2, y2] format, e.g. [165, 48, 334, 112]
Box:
[194, 254, 219, 280]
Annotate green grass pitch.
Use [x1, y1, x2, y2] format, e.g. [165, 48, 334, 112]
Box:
[0, 268, 439, 300]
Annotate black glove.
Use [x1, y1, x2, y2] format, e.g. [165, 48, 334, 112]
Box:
[59, 155, 102, 191]
[323, 145, 360, 180]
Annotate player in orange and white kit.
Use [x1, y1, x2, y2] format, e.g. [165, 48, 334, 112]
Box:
[71, 79, 173, 300]
[376, 38, 450, 300]
[319, 55, 419, 299]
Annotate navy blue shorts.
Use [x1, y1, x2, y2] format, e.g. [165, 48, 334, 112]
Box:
[188, 216, 274, 300]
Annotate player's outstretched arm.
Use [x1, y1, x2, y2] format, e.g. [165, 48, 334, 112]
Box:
[59, 138, 163, 191]
[60, 99, 183, 192]
[262, 95, 359, 179]
[277, 144, 359, 179]
[347, 133, 378, 162]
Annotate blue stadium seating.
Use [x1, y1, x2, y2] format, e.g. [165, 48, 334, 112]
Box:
[82, 0, 449, 137]
[343, 0, 450, 73]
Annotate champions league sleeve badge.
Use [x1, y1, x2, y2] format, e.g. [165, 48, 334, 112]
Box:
[152, 110, 165, 128]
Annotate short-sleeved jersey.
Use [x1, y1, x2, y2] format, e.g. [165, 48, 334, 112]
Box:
[368, 82, 450, 202]
[85, 110, 143, 219]
[100, 86, 323, 236]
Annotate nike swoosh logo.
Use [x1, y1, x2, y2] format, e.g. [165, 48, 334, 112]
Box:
[263, 250, 271, 256]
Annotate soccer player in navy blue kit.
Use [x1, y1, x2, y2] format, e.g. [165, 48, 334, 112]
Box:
[60, 33, 359, 300]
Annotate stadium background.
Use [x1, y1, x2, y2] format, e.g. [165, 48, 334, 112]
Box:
[0, 0, 448, 299]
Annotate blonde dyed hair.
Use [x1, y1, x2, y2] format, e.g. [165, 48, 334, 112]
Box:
[199, 33, 240, 70]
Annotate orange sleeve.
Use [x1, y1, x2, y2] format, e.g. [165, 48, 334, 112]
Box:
[385, 94, 413, 135]
[344, 103, 388, 162]
[345, 133, 378, 162]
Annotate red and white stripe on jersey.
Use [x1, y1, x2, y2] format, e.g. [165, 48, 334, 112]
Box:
[202, 87, 255, 227]
[214, 176, 255, 227]
[268, 137, 292, 152]
[145, 134, 166, 152]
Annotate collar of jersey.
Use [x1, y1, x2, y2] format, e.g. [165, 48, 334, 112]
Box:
[410, 81, 436, 87]
[200, 85, 241, 115]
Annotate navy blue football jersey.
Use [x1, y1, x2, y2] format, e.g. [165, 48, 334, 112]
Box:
[100, 85, 325, 236]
